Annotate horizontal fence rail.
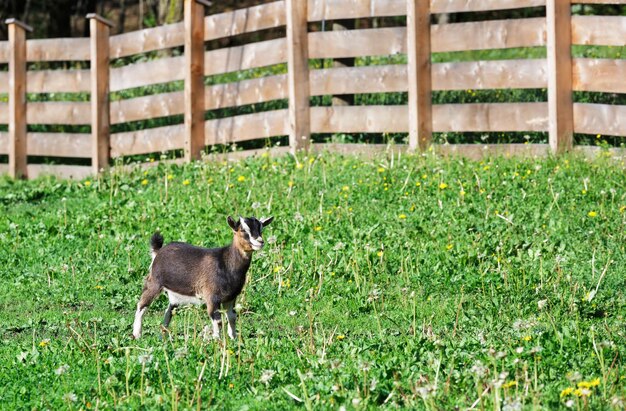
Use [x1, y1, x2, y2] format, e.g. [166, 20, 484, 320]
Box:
[1, 0, 626, 179]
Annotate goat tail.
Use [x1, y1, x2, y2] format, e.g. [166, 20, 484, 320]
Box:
[150, 232, 164, 259]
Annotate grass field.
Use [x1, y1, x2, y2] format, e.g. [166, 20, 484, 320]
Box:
[0, 150, 625, 410]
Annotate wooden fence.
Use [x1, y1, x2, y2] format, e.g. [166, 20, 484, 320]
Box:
[1, 0, 625, 179]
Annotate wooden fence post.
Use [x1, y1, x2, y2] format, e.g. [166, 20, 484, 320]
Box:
[6, 19, 32, 179]
[407, 0, 432, 152]
[286, 0, 311, 152]
[88, 14, 113, 174]
[184, 0, 207, 162]
[546, 0, 573, 154]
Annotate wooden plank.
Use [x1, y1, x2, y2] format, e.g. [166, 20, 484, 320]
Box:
[434, 59, 547, 90]
[0, 42, 8, 63]
[310, 103, 548, 133]
[89, 14, 112, 173]
[571, 16, 626, 46]
[574, 103, 626, 137]
[434, 103, 548, 132]
[310, 60, 546, 96]
[310, 19, 546, 59]
[571, 0, 626, 4]
[546, 0, 573, 154]
[205, 1, 286, 41]
[27, 133, 91, 157]
[26, 69, 91, 93]
[286, 0, 311, 152]
[432, 17, 546, 53]
[111, 92, 184, 124]
[436, 143, 550, 160]
[573, 59, 626, 93]
[27, 102, 91, 125]
[8, 20, 29, 179]
[110, 56, 185, 92]
[407, 0, 432, 151]
[0, 103, 7, 123]
[308, 0, 546, 20]
[205, 109, 288, 145]
[204, 38, 287, 76]
[109, 22, 184, 58]
[205, 74, 288, 110]
[184, 0, 206, 161]
[0, 72, 6, 93]
[27, 164, 92, 180]
[26, 38, 90, 62]
[111, 124, 185, 157]
[0, 132, 7, 154]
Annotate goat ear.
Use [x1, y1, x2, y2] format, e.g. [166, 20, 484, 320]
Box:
[227, 216, 240, 231]
[260, 216, 274, 227]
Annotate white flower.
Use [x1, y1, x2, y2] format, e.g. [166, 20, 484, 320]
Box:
[502, 397, 522, 411]
[138, 354, 153, 365]
[294, 212, 304, 222]
[251, 202, 261, 209]
[267, 235, 277, 244]
[55, 364, 70, 375]
[538, 299, 547, 310]
[259, 369, 275, 385]
[62, 393, 77, 403]
[564, 399, 575, 408]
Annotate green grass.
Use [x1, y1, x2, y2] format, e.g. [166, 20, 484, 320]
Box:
[1, 151, 625, 410]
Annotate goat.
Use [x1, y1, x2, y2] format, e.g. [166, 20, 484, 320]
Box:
[132, 215, 273, 340]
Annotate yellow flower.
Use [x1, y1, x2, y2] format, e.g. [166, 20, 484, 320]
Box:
[399, 214, 407, 219]
[273, 266, 283, 273]
[422, 174, 428, 179]
[183, 179, 190, 186]
[415, 182, 421, 187]
[578, 378, 600, 389]
[229, 383, 234, 389]
[84, 180, 92, 187]
[377, 251, 383, 257]
[560, 387, 574, 397]
[574, 388, 592, 397]
[596, 134, 601, 139]
[314, 226, 322, 232]
[296, 163, 304, 170]
[582, 189, 587, 195]
[503, 381, 517, 389]
[446, 244, 453, 251]
[95, 285, 103, 290]
[336, 335, 345, 341]
[439, 183, 448, 190]
[342, 185, 350, 191]
[522, 335, 532, 342]
[587, 211, 597, 218]
[460, 190, 466, 196]
[237, 175, 246, 182]
[620, 205, 626, 213]
[167, 174, 173, 181]
[483, 166, 490, 171]
[288, 181, 294, 188]
[141, 179, 148, 186]
[377, 167, 385, 173]
[39, 339, 50, 347]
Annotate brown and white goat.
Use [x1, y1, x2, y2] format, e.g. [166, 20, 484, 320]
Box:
[132, 215, 273, 339]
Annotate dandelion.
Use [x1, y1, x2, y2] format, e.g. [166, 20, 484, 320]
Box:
[377, 251, 383, 257]
[294, 212, 304, 222]
[483, 166, 490, 171]
[138, 354, 153, 365]
[237, 175, 246, 182]
[578, 378, 600, 389]
[446, 243, 453, 251]
[561, 387, 574, 397]
[167, 174, 173, 180]
[620, 205, 626, 213]
[342, 185, 350, 191]
[273, 266, 283, 273]
[183, 179, 190, 186]
[522, 335, 532, 342]
[288, 181, 294, 188]
[399, 214, 407, 219]
[55, 364, 70, 375]
[141, 179, 148, 186]
[336, 335, 345, 341]
[62, 393, 77, 403]
[296, 163, 304, 170]
[267, 235, 277, 244]
[314, 226, 322, 232]
[95, 285, 103, 290]
[377, 167, 385, 173]
[587, 211, 597, 218]
[259, 369, 276, 385]
[84, 180, 92, 187]
[574, 388, 592, 397]
[460, 190, 466, 196]
[439, 183, 448, 190]
[39, 339, 50, 347]
[229, 383, 234, 389]
[415, 182, 421, 187]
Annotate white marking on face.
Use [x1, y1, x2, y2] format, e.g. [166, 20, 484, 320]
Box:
[164, 288, 204, 305]
[239, 217, 252, 235]
[250, 236, 263, 250]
